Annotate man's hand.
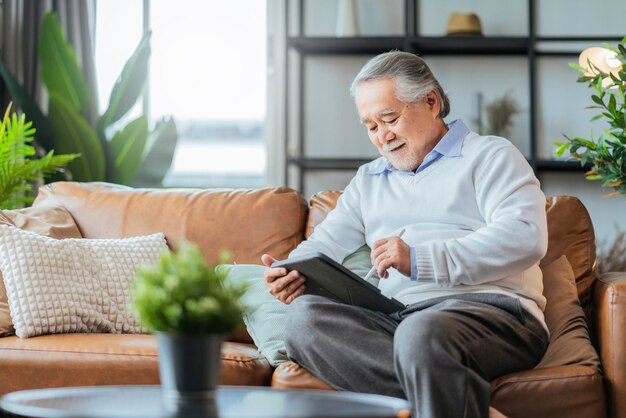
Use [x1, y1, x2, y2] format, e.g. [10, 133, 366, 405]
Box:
[371, 235, 411, 279]
[261, 254, 306, 304]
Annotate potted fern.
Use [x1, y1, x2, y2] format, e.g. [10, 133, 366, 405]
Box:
[0, 103, 77, 209]
[132, 242, 247, 412]
[554, 37, 626, 197]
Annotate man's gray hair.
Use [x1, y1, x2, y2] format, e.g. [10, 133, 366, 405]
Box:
[350, 51, 450, 118]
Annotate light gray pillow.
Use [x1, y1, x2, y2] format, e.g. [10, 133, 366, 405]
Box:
[219, 245, 372, 367]
[218, 263, 288, 366]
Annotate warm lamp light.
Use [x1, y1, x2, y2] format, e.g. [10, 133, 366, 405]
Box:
[579, 47, 622, 84]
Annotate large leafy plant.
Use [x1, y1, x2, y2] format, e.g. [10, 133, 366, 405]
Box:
[555, 37, 626, 197]
[132, 242, 248, 335]
[0, 12, 177, 185]
[0, 103, 77, 209]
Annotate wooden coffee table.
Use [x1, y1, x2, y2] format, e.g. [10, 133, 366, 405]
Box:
[0, 385, 412, 418]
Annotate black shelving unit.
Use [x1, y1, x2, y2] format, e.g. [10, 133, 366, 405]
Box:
[284, 0, 620, 192]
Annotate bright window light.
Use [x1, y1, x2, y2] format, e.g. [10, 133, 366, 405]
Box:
[96, 0, 267, 188]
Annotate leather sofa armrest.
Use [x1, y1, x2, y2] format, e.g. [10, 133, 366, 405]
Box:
[594, 271, 626, 418]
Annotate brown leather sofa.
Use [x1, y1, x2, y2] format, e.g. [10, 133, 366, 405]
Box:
[0, 182, 624, 418]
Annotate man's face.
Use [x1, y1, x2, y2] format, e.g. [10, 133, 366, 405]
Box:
[355, 78, 444, 172]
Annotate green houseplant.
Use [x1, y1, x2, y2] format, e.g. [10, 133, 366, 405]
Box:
[132, 242, 247, 411]
[0, 103, 77, 209]
[0, 12, 177, 186]
[554, 36, 626, 197]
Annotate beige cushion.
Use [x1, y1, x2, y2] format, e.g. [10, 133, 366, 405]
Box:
[0, 225, 167, 338]
[0, 206, 82, 336]
[536, 255, 600, 370]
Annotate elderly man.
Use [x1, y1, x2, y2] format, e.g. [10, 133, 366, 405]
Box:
[261, 51, 549, 418]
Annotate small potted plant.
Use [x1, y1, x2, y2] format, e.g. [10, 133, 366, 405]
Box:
[132, 241, 247, 412]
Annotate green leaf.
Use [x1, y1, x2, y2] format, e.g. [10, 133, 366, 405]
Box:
[585, 174, 602, 181]
[0, 107, 78, 209]
[608, 94, 617, 115]
[0, 56, 55, 151]
[48, 94, 105, 181]
[554, 142, 569, 157]
[99, 32, 152, 130]
[39, 12, 90, 116]
[595, 77, 603, 95]
[131, 117, 178, 187]
[569, 63, 586, 72]
[591, 95, 604, 106]
[109, 116, 148, 185]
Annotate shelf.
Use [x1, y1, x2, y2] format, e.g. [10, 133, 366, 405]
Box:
[287, 158, 590, 173]
[288, 36, 529, 56]
[536, 36, 624, 42]
[534, 160, 589, 172]
[411, 37, 528, 55]
[287, 157, 373, 170]
[287, 37, 406, 55]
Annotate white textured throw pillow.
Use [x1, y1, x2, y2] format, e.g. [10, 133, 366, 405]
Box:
[0, 225, 168, 338]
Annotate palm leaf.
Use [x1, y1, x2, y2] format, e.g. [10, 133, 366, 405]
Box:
[109, 116, 149, 184]
[48, 94, 104, 181]
[99, 32, 152, 130]
[131, 117, 178, 187]
[39, 12, 90, 116]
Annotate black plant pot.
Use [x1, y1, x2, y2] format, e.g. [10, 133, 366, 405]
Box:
[157, 333, 222, 417]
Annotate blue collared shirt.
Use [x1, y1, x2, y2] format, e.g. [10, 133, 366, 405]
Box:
[366, 119, 470, 280]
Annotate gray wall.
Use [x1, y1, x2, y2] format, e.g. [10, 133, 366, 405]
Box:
[289, 0, 626, 247]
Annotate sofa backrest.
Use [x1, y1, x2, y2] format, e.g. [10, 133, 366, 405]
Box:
[305, 192, 597, 322]
[34, 182, 308, 265]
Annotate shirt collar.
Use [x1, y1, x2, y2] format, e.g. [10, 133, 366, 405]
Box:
[367, 119, 469, 175]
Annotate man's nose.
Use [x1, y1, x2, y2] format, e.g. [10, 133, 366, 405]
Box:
[378, 126, 394, 144]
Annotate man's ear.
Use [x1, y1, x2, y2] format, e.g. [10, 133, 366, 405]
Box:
[425, 91, 440, 115]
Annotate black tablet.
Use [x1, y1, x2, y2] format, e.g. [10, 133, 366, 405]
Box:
[272, 252, 406, 314]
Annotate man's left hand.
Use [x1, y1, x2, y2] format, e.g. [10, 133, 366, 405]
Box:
[371, 235, 411, 279]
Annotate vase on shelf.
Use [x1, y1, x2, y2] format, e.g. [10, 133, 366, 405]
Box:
[336, 0, 359, 37]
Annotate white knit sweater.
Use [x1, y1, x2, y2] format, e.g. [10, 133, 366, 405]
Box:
[290, 130, 549, 330]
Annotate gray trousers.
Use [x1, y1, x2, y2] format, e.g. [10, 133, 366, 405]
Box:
[284, 293, 549, 418]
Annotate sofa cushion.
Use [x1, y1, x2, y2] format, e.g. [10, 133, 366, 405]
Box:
[542, 196, 596, 325]
[490, 365, 605, 418]
[537, 255, 600, 370]
[220, 264, 289, 367]
[0, 225, 166, 338]
[0, 206, 83, 336]
[0, 334, 272, 395]
[33, 182, 308, 264]
[305, 191, 342, 239]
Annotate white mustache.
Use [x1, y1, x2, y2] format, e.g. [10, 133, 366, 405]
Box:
[382, 141, 404, 152]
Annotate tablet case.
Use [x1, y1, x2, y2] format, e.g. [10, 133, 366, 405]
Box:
[272, 252, 406, 314]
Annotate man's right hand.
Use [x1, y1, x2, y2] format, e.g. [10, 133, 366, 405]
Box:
[261, 254, 306, 304]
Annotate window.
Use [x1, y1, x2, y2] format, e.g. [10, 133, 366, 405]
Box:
[96, 0, 267, 188]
